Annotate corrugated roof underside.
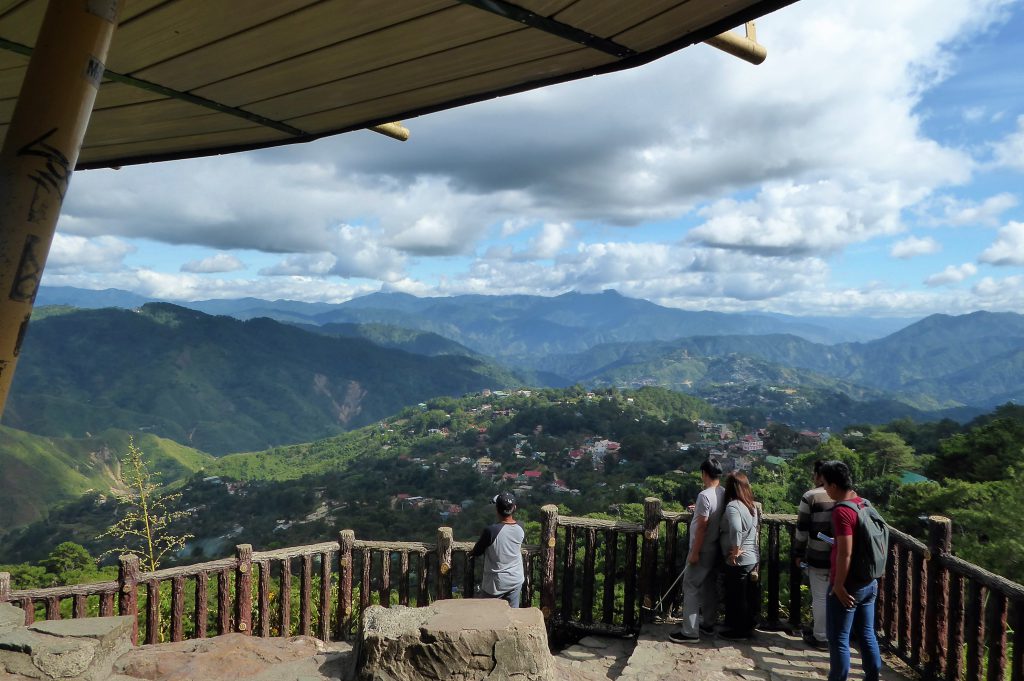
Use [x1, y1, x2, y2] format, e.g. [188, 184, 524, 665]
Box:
[0, 0, 786, 168]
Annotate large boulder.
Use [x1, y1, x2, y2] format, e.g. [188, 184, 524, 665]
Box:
[353, 599, 556, 681]
[0, 604, 134, 680]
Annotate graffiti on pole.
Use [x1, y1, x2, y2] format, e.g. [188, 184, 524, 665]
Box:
[17, 128, 71, 224]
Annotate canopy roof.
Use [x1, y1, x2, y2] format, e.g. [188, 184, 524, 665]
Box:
[0, 0, 793, 170]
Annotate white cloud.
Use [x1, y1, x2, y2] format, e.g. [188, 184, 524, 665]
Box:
[259, 254, 336, 277]
[46, 234, 136, 274]
[928, 193, 1019, 227]
[891, 236, 941, 259]
[992, 115, 1024, 170]
[180, 253, 245, 273]
[979, 221, 1024, 265]
[42, 268, 376, 303]
[689, 181, 909, 256]
[925, 263, 977, 286]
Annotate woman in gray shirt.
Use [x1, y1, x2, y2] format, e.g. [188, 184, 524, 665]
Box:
[719, 471, 760, 640]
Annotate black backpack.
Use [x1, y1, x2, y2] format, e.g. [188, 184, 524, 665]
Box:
[836, 498, 889, 585]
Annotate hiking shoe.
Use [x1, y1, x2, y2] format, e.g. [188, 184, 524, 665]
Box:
[802, 631, 828, 649]
[668, 631, 700, 644]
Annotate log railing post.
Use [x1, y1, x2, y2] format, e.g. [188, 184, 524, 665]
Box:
[170, 576, 185, 642]
[640, 497, 661, 621]
[118, 555, 140, 645]
[235, 544, 253, 635]
[788, 525, 803, 631]
[581, 529, 597, 625]
[539, 505, 558, 621]
[279, 559, 291, 637]
[926, 517, 953, 680]
[144, 580, 159, 644]
[911, 550, 925, 667]
[436, 527, 453, 600]
[338, 530, 354, 641]
[20, 597, 34, 625]
[195, 571, 209, 639]
[299, 555, 312, 636]
[319, 552, 331, 641]
[766, 522, 782, 628]
[0, 572, 9, 603]
[1009, 599, 1023, 681]
[985, 592, 1008, 681]
[217, 568, 231, 635]
[257, 561, 271, 637]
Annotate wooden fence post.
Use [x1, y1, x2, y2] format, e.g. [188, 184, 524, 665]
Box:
[217, 568, 231, 635]
[436, 527, 453, 600]
[926, 517, 952, 681]
[235, 544, 253, 634]
[765, 522, 782, 629]
[539, 505, 559, 621]
[640, 497, 662, 620]
[0, 572, 9, 604]
[788, 525, 803, 631]
[118, 555, 140, 645]
[338, 530, 354, 641]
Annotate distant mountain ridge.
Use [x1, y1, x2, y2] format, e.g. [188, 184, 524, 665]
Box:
[36, 286, 917, 348]
[4, 304, 520, 454]
[533, 311, 1024, 409]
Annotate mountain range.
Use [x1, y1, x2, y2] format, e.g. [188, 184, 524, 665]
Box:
[11, 288, 1023, 453]
[36, 286, 917, 348]
[4, 304, 518, 455]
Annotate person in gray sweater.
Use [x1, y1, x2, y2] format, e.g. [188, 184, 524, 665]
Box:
[719, 471, 760, 640]
[470, 491, 525, 607]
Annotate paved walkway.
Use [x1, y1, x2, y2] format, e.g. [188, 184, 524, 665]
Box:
[555, 622, 912, 681]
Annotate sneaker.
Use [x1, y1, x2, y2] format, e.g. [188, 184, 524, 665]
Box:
[802, 631, 828, 649]
[700, 624, 716, 636]
[718, 629, 752, 641]
[668, 631, 701, 644]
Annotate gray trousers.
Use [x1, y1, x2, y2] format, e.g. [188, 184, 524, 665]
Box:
[679, 553, 720, 637]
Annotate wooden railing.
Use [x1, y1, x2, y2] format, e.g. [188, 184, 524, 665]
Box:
[2, 498, 1021, 681]
[0, 529, 541, 645]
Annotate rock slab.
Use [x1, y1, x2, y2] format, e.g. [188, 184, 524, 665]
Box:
[0, 605, 134, 681]
[111, 633, 352, 681]
[354, 599, 555, 681]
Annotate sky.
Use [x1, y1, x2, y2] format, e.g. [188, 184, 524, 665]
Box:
[41, 0, 1024, 317]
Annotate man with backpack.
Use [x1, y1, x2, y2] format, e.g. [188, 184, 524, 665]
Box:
[819, 460, 888, 681]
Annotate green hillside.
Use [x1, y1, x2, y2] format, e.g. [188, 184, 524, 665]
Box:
[0, 427, 213, 529]
[4, 304, 521, 455]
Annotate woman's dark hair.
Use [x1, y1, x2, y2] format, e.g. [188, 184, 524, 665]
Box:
[813, 459, 824, 475]
[819, 460, 854, 491]
[724, 471, 756, 515]
[700, 457, 723, 480]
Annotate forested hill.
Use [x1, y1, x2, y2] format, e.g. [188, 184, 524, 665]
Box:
[529, 311, 1024, 409]
[3, 304, 520, 455]
[0, 427, 212, 528]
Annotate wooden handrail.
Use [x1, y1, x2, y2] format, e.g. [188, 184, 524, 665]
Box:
[1, 503, 1021, 681]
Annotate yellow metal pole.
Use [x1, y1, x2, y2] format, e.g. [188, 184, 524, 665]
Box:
[705, 22, 767, 65]
[0, 0, 120, 416]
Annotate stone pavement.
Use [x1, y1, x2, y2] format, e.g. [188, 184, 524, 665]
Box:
[555, 622, 912, 681]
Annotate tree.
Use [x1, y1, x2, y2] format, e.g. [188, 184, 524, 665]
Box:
[862, 431, 915, 479]
[41, 542, 95, 585]
[97, 437, 193, 572]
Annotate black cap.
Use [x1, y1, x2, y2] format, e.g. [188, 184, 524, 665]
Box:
[493, 491, 517, 515]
